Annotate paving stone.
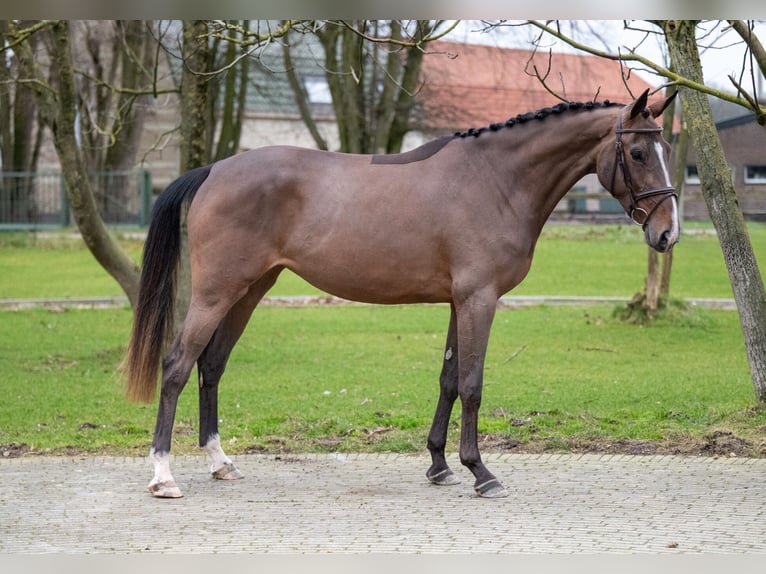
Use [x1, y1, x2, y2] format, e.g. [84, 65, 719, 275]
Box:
[0, 453, 764, 554]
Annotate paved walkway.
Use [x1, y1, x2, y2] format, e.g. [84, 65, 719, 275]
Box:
[1, 453, 764, 554]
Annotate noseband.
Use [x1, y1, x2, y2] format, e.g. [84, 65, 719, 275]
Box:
[609, 111, 677, 228]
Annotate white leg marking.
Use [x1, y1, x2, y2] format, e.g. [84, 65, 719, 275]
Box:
[149, 448, 175, 485]
[203, 434, 233, 473]
[204, 434, 244, 480]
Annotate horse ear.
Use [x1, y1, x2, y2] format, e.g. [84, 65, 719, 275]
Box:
[629, 89, 650, 119]
[649, 90, 678, 119]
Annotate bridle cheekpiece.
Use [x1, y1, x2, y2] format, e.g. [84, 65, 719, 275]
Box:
[609, 109, 677, 228]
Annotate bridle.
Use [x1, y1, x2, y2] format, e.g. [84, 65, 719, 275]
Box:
[609, 110, 677, 228]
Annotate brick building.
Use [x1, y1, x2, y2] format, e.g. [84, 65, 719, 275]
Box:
[682, 104, 766, 220]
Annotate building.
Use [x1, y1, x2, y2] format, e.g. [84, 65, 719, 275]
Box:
[682, 98, 766, 220]
[12, 34, 670, 226]
[415, 40, 656, 137]
[412, 41, 660, 217]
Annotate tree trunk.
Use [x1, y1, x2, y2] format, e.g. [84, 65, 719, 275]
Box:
[386, 21, 434, 154]
[174, 20, 211, 335]
[661, 115, 690, 300]
[102, 21, 153, 220]
[644, 251, 661, 312]
[283, 31, 329, 151]
[36, 21, 140, 307]
[637, 85, 678, 314]
[664, 20, 766, 401]
[1, 20, 42, 222]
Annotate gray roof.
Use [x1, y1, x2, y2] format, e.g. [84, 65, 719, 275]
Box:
[246, 33, 332, 118]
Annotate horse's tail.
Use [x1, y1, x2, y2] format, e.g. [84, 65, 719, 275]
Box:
[124, 165, 212, 402]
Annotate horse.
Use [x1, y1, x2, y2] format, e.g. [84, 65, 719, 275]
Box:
[125, 88, 679, 499]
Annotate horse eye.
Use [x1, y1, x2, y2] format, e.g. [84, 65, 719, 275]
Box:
[630, 148, 644, 162]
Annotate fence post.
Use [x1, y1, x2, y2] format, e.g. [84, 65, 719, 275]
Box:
[139, 169, 152, 226]
[60, 174, 70, 226]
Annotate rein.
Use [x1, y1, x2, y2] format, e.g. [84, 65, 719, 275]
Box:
[609, 111, 677, 228]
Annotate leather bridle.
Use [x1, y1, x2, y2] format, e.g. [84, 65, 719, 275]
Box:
[609, 111, 677, 228]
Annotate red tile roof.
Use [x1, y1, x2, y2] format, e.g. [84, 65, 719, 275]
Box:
[417, 40, 658, 131]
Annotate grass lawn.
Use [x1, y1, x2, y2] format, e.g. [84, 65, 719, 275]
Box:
[1, 222, 765, 300]
[1, 222, 765, 458]
[0, 303, 763, 458]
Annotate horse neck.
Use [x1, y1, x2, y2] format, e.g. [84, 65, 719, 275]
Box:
[477, 107, 617, 224]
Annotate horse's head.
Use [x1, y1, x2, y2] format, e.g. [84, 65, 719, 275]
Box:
[597, 89, 680, 253]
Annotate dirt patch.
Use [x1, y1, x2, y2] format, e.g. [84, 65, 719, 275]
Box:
[477, 430, 765, 458]
[1, 442, 29, 458]
[698, 431, 752, 457]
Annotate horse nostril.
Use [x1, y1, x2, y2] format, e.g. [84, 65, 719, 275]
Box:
[658, 230, 671, 252]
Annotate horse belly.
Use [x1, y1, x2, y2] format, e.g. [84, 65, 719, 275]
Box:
[283, 227, 453, 305]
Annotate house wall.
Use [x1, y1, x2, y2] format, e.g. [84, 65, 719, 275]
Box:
[682, 119, 766, 220]
[240, 118, 429, 155]
[239, 115, 339, 151]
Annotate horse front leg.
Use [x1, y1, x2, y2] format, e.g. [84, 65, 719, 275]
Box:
[426, 304, 460, 486]
[455, 292, 508, 498]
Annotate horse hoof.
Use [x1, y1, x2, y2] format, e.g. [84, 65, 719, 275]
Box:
[148, 480, 184, 498]
[475, 479, 508, 498]
[426, 468, 461, 486]
[212, 462, 244, 480]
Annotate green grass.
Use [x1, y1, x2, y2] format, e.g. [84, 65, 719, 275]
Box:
[1, 304, 763, 457]
[1, 222, 764, 299]
[512, 222, 761, 299]
[1, 222, 765, 457]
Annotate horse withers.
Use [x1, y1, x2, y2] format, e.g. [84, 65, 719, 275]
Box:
[125, 88, 679, 499]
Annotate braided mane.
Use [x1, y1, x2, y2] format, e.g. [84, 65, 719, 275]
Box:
[453, 100, 624, 139]
[372, 100, 626, 165]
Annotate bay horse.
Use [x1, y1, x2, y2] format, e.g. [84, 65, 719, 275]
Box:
[125, 88, 679, 499]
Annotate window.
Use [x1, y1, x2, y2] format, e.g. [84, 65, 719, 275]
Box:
[685, 165, 700, 184]
[303, 76, 332, 105]
[745, 165, 766, 184]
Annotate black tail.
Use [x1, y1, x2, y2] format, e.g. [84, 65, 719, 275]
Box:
[125, 165, 212, 402]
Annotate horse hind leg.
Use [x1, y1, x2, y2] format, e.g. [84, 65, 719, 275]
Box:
[148, 289, 250, 498]
[198, 268, 282, 482]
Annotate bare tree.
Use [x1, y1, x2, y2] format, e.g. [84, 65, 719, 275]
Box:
[73, 20, 156, 222]
[664, 20, 766, 402]
[298, 20, 451, 154]
[208, 20, 251, 161]
[9, 20, 143, 305]
[4, 20, 179, 306]
[0, 20, 45, 222]
[209, 20, 456, 155]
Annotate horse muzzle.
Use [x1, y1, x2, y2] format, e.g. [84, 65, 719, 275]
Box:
[645, 216, 680, 253]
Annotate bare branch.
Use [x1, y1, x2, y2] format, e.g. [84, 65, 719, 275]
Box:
[205, 19, 307, 46]
[729, 20, 766, 72]
[73, 67, 178, 98]
[524, 49, 568, 102]
[339, 19, 460, 48]
[729, 73, 761, 111]
[526, 19, 766, 119]
[616, 50, 639, 100]
[2, 20, 56, 52]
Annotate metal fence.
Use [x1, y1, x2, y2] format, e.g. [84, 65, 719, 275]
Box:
[0, 169, 152, 229]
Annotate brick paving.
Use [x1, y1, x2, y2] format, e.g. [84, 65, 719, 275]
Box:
[1, 453, 764, 554]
